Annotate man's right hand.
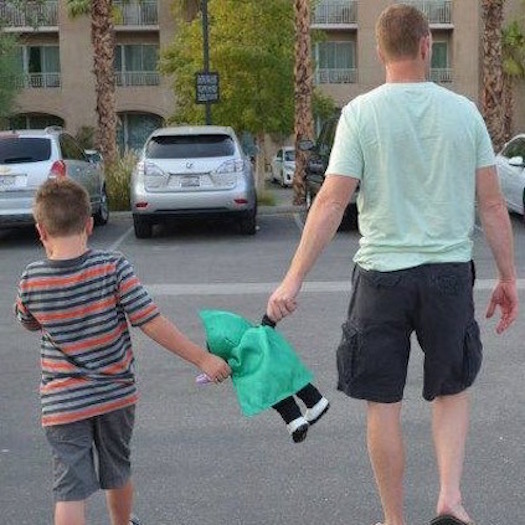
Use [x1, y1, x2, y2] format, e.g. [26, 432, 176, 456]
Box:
[485, 280, 519, 334]
[266, 276, 302, 323]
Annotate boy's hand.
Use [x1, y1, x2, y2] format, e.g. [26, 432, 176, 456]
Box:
[200, 354, 231, 384]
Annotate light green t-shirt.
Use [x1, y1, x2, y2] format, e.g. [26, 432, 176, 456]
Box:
[326, 82, 495, 271]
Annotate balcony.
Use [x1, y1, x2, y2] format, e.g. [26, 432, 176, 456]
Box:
[16, 72, 61, 89]
[0, 0, 58, 30]
[113, 0, 158, 27]
[430, 68, 453, 83]
[115, 71, 160, 87]
[316, 68, 357, 84]
[311, 1, 357, 28]
[405, 1, 452, 25]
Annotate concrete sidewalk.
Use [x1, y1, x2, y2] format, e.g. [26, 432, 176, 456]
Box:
[259, 181, 304, 215]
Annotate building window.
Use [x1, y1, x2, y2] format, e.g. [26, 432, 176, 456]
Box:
[114, 44, 160, 86]
[117, 112, 163, 152]
[431, 41, 452, 83]
[314, 41, 357, 84]
[8, 113, 64, 130]
[18, 45, 60, 88]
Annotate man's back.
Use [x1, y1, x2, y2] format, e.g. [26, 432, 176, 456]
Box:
[328, 82, 495, 271]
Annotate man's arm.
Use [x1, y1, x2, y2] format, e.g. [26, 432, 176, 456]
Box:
[267, 174, 359, 321]
[476, 165, 519, 333]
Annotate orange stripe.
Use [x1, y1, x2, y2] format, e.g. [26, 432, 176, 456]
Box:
[20, 263, 115, 291]
[41, 377, 88, 393]
[42, 395, 138, 426]
[129, 303, 158, 324]
[102, 350, 133, 375]
[37, 296, 116, 322]
[119, 277, 140, 294]
[65, 324, 126, 353]
[42, 359, 76, 373]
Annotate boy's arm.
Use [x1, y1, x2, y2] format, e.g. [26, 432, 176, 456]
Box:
[14, 298, 41, 332]
[139, 314, 230, 382]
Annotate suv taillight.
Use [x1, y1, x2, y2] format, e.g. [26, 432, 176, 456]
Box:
[49, 160, 67, 178]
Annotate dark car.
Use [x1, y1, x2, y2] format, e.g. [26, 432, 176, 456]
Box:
[301, 116, 358, 230]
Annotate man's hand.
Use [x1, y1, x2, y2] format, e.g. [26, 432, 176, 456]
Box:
[200, 354, 231, 384]
[267, 276, 302, 322]
[485, 280, 519, 334]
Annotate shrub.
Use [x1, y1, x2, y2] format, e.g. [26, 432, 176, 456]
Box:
[105, 151, 137, 211]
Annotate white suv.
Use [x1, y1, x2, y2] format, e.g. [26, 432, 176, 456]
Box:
[130, 125, 257, 238]
[0, 127, 109, 229]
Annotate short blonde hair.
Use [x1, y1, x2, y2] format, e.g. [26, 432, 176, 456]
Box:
[376, 4, 430, 62]
[33, 178, 91, 236]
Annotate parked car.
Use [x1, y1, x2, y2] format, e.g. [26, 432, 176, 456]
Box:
[271, 147, 295, 187]
[300, 116, 358, 230]
[84, 149, 104, 170]
[496, 133, 525, 218]
[0, 127, 109, 229]
[130, 125, 257, 238]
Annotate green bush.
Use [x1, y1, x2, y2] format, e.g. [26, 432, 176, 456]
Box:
[105, 151, 137, 211]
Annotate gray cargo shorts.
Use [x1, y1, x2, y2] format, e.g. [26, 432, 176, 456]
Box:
[337, 262, 482, 403]
[44, 405, 135, 501]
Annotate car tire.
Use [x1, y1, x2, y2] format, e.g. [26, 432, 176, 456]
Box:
[239, 206, 257, 235]
[93, 186, 109, 226]
[133, 215, 153, 238]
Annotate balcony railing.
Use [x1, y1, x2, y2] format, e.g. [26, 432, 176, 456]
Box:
[404, 1, 452, 24]
[430, 68, 453, 83]
[115, 71, 160, 87]
[0, 0, 58, 28]
[16, 72, 61, 89]
[113, 0, 158, 26]
[312, 1, 357, 26]
[316, 68, 357, 84]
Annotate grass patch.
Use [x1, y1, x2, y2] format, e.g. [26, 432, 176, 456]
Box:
[105, 152, 137, 211]
[257, 189, 276, 206]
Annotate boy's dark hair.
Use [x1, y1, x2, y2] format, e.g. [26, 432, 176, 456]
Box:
[376, 4, 430, 62]
[33, 178, 91, 236]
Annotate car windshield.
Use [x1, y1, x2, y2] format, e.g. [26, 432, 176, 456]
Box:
[284, 150, 295, 162]
[146, 134, 235, 159]
[0, 137, 51, 164]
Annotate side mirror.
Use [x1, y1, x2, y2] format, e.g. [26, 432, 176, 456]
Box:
[298, 139, 315, 152]
[509, 156, 525, 167]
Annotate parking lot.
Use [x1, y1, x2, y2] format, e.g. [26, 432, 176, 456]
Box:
[1, 188, 525, 524]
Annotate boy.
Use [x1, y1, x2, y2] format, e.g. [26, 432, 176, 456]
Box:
[14, 178, 230, 525]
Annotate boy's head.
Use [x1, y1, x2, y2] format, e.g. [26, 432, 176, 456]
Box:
[376, 4, 430, 64]
[33, 178, 92, 237]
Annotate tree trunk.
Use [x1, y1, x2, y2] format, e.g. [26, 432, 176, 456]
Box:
[480, 0, 506, 152]
[293, 0, 314, 206]
[91, 0, 117, 165]
[502, 72, 514, 144]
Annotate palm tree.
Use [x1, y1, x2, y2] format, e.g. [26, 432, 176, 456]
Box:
[502, 19, 525, 142]
[292, 0, 314, 205]
[480, 0, 506, 152]
[67, 0, 117, 165]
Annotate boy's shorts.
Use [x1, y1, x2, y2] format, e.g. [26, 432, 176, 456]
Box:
[44, 405, 135, 501]
[337, 262, 482, 403]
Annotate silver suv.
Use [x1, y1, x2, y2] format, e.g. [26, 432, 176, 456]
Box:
[130, 126, 257, 238]
[0, 127, 109, 229]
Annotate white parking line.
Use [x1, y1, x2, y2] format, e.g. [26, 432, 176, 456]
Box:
[293, 212, 304, 231]
[107, 226, 134, 252]
[145, 279, 525, 296]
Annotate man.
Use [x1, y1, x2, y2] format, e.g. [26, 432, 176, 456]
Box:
[267, 4, 518, 525]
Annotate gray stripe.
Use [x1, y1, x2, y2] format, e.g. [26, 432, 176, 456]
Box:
[145, 279, 525, 296]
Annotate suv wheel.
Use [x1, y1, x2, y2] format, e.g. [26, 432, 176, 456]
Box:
[94, 186, 109, 226]
[239, 206, 257, 235]
[133, 215, 153, 238]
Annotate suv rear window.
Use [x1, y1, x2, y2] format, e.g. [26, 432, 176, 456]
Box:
[146, 134, 235, 159]
[0, 137, 52, 164]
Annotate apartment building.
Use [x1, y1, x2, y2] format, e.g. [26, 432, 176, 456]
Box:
[2, 0, 524, 151]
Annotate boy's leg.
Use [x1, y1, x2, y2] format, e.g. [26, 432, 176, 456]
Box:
[106, 478, 134, 525]
[367, 401, 406, 525]
[54, 500, 86, 525]
[432, 391, 472, 523]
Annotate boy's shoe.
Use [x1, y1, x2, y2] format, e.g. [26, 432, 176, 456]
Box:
[287, 416, 309, 443]
[129, 515, 141, 525]
[304, 397, 330, 425]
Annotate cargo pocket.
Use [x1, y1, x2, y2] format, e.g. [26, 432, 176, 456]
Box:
[463, 321, 483, 387]
[336, 321, 360, 392]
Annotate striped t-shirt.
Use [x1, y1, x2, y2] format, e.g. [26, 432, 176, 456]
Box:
[15, 249, 160, 427]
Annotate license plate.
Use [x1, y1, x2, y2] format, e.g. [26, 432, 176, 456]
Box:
[180, 175, 200, 188]
[0, 176, 15, 190]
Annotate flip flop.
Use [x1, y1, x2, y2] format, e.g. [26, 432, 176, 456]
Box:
[430, 515, 475, 525]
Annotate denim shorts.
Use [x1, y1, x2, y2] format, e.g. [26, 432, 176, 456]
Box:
[337, 262, 482, 403]
[44, 405, 135, 501]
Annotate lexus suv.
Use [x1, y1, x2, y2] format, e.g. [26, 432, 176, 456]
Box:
[0, 127, 109, 229]
[130, 125, 257, 238]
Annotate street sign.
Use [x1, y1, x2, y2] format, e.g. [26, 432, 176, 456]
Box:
[195, 72, 219, 104]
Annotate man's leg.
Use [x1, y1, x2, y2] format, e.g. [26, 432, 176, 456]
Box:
[106, 478, 134, 525]
[433, 391, 472, 523]
[367, 401, 406, 525]
[54, 500, 86, 525]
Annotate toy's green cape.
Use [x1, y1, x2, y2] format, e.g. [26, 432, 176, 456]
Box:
[199, 309, 314, 417]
